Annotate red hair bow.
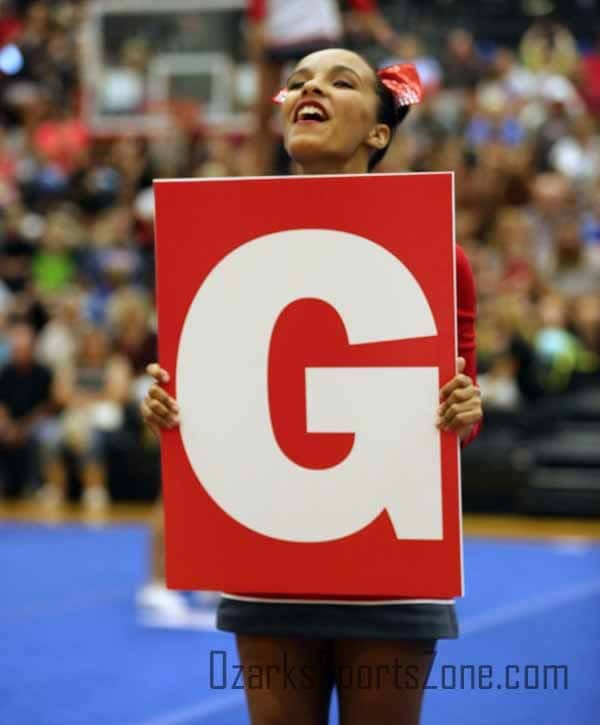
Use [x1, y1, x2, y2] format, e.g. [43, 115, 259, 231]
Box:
[377, 63, 423, 107]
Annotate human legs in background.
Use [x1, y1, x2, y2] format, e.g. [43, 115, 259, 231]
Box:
[41, 457, 68, 506]
[251, 58, 284, 175]
[37, 416, 110, 511]
[235, 634, 435, 725]
[136, 503, 215, 626]
[150, 501, 165, 581]
[36, 417, 67, 507]
[79, 445, 109, 511]
[136, 502, 221, 626]
[136, 503, 185, 615]
[0, 436, 37, 499]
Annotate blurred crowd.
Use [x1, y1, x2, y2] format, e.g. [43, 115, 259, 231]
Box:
[0, 0, 599, 507]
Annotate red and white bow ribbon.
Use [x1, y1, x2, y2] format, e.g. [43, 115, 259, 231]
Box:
[272, 88, 288, 104]
[376, 63, 423, 107]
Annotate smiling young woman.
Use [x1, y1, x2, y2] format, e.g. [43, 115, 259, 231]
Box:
[279, 49, 397, 175]
[141, 47, 483, 725]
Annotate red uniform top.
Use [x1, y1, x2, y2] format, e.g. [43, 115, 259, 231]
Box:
[455, 243, 482, 448]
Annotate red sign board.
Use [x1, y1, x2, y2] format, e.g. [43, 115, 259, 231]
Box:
[154, 172, 463, 597]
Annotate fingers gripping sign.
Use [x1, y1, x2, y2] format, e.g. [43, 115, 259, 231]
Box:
[140, 364, 179, 435]
[437, 357, 482, 440]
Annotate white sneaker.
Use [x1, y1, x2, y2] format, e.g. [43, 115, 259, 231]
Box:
[190, 590, 221, 607]
[82, 486, 109, 512]
[137, 582, 189, 613]
[136, 582, 216, 630]
[35, 483, 65, 509]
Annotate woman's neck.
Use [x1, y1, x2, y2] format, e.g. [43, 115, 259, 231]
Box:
[296, 154, 369, 176]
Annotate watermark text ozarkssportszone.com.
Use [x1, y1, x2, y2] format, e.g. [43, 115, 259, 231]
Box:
[208, 650, 568, 692]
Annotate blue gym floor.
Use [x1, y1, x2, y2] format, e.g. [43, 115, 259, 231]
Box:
[1, 523, 599, 725]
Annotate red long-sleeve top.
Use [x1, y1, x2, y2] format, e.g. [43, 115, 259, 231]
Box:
[455, 243, 482, 448]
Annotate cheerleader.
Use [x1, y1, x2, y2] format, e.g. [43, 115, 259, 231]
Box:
[142, 48, 483, 725]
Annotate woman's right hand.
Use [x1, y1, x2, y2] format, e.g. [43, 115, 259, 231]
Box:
[141, 363, 180, 436]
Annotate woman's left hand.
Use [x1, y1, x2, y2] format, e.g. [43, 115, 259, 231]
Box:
[437, 357, 483, 441]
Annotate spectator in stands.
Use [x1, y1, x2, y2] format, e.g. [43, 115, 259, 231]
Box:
[35, 286, 83, 370]
[107, 287, 157, 392]
[0, 320, 53, 498]
[568, 292, 600, 357]
[464, 84, 526, 150]
[547, 219, 600, 298]
[32, 101, 89, 177]
[491, 47, 537, 101]
[441, 29, 486, 91]
[534, 292, 598, 394]
[477, 350, 521, 410]
[530, 78, 583, 168]
[100, 38, 150, 116]
[0, 203, 35, 297]
[526, 172, 574, 275]
[520, 18, 579, 78]
[0, 203, 49, 332]
[469, 244, 503, 304]
[480, 295, 546, 404]
[42, 28, 78, 107]
[490, 206, 542, 298]
[38, 326, 132, 510]
[109, 139, 154, 204]
[79, 204, 143, 325]
[549, 113, 600, 185]
[31, 205, 81, 296]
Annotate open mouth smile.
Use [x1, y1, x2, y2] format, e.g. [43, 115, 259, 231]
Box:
[294, 100, 330, 124]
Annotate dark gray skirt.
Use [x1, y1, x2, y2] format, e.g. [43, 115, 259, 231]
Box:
[217, 596, 458, 640]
